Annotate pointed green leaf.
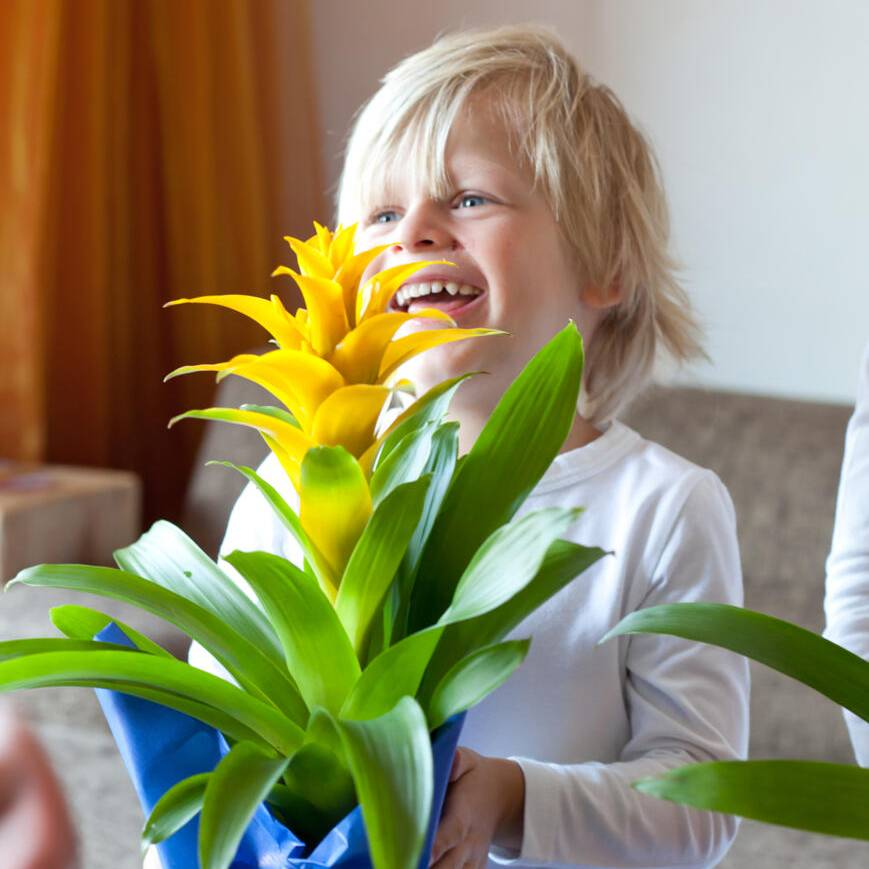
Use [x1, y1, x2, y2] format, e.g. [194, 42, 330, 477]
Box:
[274, 741, 356, 842]
[422, 540, 607, 701]
[387, 423, 460, 647]
[334, 697, 433, 869]
[428, 640, 530, 730]
[97, 682, 265, 746]
[369, 423, 435, 507]
[208, 460, 334, 591]
[225, 550, 360, 715]
[9, 564, 307, 725]
[375, 373, 475, 468]
[438, 507, 583, 625]
[114, 521, 284, 665]
[141, 773, 210, 855]
[265, 783, 332, 845]
[305, 706, 347, 761]
[634, 760, 869, 841]
[402, 422, 459, 579]
[0, 651, 303, 755]
[341, 628, 443, 721]
[602, 603, 869, 723]
[300, 446, 371, 584]
[336, 478, 430, 653]
[50, 605, 171, 657]
[0, 638, 141, 662]
[239, 403, 300, 428]
[409, 324, 584, 631]
[199, 742, 289, 869]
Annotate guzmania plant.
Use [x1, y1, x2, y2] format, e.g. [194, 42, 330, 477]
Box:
[605, 603, 869, 841]
[1, 223, 606, 869]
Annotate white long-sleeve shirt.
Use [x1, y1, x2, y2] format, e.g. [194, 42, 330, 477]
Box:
[191, 420, 749, 868]
[824, 342, 869, 766]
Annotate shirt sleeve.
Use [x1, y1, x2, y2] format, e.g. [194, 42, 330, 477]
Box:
[493, 471, 750, 868]
[824, 341, 869, 766]
[188, 452, 301, 678]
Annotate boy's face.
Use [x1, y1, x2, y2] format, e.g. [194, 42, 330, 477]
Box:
[356, 105, 602, 397]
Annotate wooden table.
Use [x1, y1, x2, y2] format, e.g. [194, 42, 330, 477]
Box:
[0, 462, 141, 585]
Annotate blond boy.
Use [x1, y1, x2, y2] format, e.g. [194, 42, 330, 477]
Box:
[195, 25, 749, 868]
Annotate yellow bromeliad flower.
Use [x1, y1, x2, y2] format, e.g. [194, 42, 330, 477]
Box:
[166, 222, 498, 593]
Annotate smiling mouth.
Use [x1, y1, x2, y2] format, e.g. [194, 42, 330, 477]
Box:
[388, 280, 486, 315]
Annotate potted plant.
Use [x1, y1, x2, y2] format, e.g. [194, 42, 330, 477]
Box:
[604, 603, 869, 841]
[2, 223, 606, 868]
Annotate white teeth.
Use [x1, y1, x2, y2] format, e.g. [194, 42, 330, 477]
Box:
[393, 281, 483, 309]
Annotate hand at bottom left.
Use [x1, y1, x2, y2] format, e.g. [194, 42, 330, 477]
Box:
[0, 701, 78, 869]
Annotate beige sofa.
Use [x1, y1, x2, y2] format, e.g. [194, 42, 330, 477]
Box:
[3, 380, 866, 867]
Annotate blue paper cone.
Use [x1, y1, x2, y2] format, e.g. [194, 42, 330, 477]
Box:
[95, 622, 465, 868]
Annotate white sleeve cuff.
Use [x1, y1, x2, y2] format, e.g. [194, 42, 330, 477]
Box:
[488, 756, 560, 865]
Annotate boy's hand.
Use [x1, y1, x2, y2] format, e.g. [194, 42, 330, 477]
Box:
[430, 747, 525, 868]
[0, 702, 78, 869]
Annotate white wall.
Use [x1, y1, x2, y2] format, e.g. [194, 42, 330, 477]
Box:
[309, 1, 869, 404]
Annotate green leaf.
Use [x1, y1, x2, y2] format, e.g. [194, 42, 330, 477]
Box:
[408, 324, 584, 631]
[428, 639, 530, 730]
[375, 373, 475, 468]
[341, 627, 443, 721]
[387, 423, 460, 647]
[8, 565, 307, 725]
[239, 403, 300, 428]
[634, 760, 869, 841]
[369, 422, 435, 507]
[99, 682, 265, 745]
[334, 697, 433, 869]
[335, 478, 430, 654]
[300, 446, 372, 585]
[50, 604, 171, 657]
[0, 638, 142, 662]
[141, 773, 210, 856]
[225, 550, 360, 715]
[422, 540, 607, 701]
[208, 460, 334, 591]
[601, 603, 869, 723]
[199, 741, 289, 869]
[114, 521, 283, 665]
[276, 741, 356, 842]
[0, 651, 303, 755]
[402, 422, 459, 580]
[305, 706, 347, 762]
[438, 507, 584, 625]
[265, 783, 327, 844]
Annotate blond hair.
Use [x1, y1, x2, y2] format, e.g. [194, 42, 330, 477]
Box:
[337, 25, 705, 423]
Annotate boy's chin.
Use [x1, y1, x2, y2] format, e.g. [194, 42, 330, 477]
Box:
[397, 341, 484, 393]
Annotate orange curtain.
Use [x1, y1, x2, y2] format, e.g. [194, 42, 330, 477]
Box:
[0, 0, 325, 522]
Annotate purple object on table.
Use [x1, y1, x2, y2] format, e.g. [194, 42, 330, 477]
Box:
[95, 622, 465, 868]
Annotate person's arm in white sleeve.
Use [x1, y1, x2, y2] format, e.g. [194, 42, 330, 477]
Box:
[498, 472, 750, 868]
[824, 341, 869, 766]
[188, 452, 301, 677]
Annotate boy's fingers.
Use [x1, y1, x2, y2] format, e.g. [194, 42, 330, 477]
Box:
[430, 809, 464, 865]
[429, 844, 465, 869]
[449, 746, 473, 782]
[448, 749, 463, 782]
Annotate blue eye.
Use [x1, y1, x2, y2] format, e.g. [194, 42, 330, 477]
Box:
[373, 210, 400, 224]
[457, 194, 487, 209]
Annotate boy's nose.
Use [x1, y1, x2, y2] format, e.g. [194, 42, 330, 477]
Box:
[391, 203, 458, 254]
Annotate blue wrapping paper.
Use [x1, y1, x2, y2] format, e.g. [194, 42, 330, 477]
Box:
[95, 623, 465, 868]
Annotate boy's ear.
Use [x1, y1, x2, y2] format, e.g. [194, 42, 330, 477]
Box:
[580, 281, 622, 310]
